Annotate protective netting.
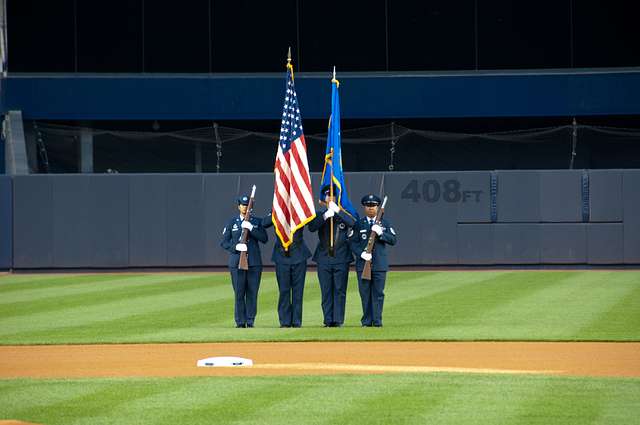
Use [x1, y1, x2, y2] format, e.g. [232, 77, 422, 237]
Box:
[29, 121, 640, 173]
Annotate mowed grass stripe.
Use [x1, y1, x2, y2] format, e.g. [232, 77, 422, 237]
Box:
[1, 375, 639, 425]
[382, 271, 517, 322]
[464, 271, 640, 341]
[2, 275, 312, 344]
[0, 275, 232, 319]
[577, 274, 640, 340]
[385, 272, 575, 330]
[0, 276, 279, 343]
[0, 275, 275, 337]
[7, 379, 188, 424]
[412, 374, 550, 424]
[176, 378, 321, 425]
[511, 378, 607, 424]
[0, 274, 142, 296]
[0, 274, 204, 305]
[324, 374, 460, 425]
[1, 271, 639, 343]
[108, 379, 281, 424]
[412, 271, 598, 340]
[1, 299, 226, 344]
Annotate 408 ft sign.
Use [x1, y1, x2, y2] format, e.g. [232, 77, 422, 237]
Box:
[401, 179, 483, 203]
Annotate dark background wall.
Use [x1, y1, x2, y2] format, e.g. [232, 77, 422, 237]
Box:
[7, 0, 640, 73]
[9, 169, 640, 269]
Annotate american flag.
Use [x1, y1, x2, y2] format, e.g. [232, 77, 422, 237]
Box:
[272, 62, 316, 250]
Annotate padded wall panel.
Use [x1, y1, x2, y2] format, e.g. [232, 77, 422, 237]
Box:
[540, 224, 586, 263]
[346, 172, 385, 201]
[129, 175, 168, 266]
[539, 171, 582, 222]
[0, 177, 13, 269]
[496, 171, 540, 222]
[89, 176, 129, 267]
[204, 174, 242, 266]
[493, 224, 540, 264]
[623, 170, 640, 263]
[12, 176, 53, 268]
[589, 170, 623, 222]
[457, 224, 494, 264]
[587, 223, 624, 264]
[166, 175, 206, 266]
[385, 173, 458, 264]
[457, 171, 491, 223]
[51, 176, 92, 267]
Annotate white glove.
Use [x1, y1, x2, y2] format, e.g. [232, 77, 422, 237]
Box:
[235, 243, 248, 252]
[371, 224, 383, 236]
[241, 221, 254, 231]
[323, 209, 335, 220]
[328, 201, 340, 214]
[360, 251, 372, 261]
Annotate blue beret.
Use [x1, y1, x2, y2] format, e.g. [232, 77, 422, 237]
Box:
[237, 196, 250, 205]
[361, 194, 381, 206]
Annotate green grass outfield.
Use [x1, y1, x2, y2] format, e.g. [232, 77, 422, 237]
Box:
[1, 271, 639, 424]
[0, 270, 639, 344]
[1, 374, 639, 425]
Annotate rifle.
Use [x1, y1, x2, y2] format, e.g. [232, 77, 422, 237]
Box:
[361, 196, 387, 281]
[238, 185, 256, 271]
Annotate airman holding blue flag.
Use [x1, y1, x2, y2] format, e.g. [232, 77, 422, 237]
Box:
[309, 68, 359, 327]
[309, 184, 355, 327]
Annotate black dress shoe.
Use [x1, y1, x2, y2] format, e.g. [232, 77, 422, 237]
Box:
[373, 323, 383, 327]
[361, 324, 372, 327]
[280, 325, 291, 328]
[246, 323, 254, 328]
[236, 324, 246, 328]
[292, 324, 301, 328]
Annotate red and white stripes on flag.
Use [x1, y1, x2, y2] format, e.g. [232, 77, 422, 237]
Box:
[272, 62, 316, 250]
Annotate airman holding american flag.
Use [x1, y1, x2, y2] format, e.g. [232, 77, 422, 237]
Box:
[265, 49, 316, 327]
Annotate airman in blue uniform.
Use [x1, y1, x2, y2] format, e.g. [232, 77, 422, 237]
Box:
[349, 194, 397, 327]
[262, 212, 312, 327]
[220, 195, 268, 328]
[308, 185, 356, 327]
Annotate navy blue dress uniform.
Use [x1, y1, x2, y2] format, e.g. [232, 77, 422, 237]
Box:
[349, 194, 397, 327]
[308, 185, 356, 327]
[262, 211, 312, 327]
[220, 195, 268, 328]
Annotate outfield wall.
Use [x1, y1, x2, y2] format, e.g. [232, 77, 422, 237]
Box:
[0, 176, 12, 269]
[8, 170, 640, 269]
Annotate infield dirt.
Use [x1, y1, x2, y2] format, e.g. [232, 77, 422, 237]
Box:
[1, 341, 639, 378]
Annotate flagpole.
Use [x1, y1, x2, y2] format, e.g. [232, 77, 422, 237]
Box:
[329, 66, 338, 257]
[285, 46, 292, 252]
[329, 147, 335, 257]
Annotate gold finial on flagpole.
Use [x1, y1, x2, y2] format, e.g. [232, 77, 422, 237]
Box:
[287, 46, 293, 74]
[331, 66, 339, 87]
